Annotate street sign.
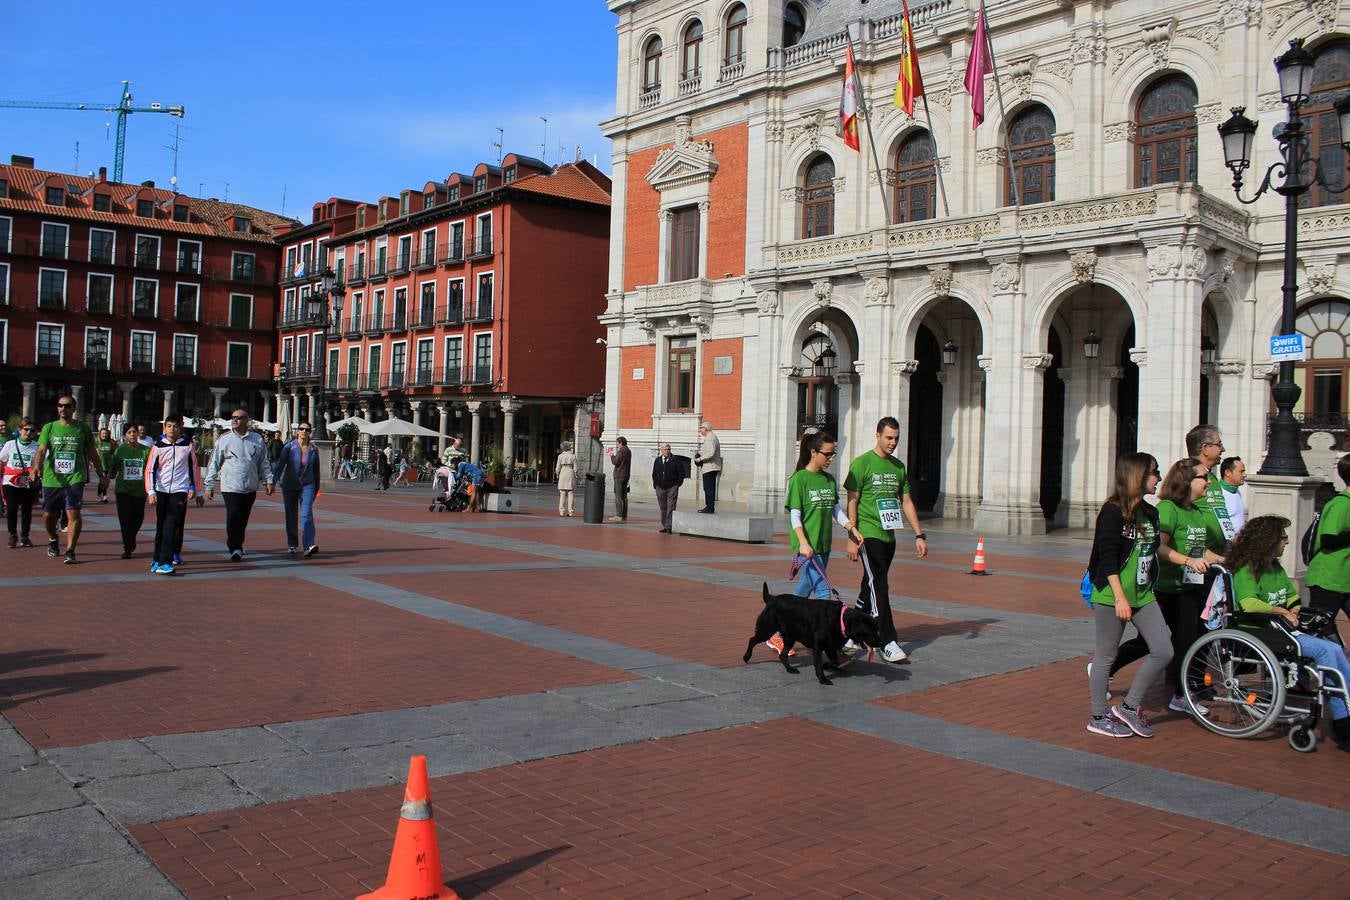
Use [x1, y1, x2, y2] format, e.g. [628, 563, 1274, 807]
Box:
[1269, 333, 1306, 362]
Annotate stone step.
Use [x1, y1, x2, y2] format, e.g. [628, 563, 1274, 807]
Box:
[671, 511, 775, 543]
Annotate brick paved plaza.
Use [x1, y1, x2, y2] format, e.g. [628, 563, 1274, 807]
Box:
[2, 480, 1347, 898]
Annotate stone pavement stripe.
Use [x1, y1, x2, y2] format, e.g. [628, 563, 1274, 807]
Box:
[0, 856, 182, 900]
[0, 803, 168, 884]
[804, 703, 1350, 857]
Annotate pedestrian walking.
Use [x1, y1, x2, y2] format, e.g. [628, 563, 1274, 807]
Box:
[1307, 453, 1350, 627]
[337, 441, 356, 479]
[1, 418, 41, 548]
[843, 416, 928, 664]
[136, 424, 154, 448]
[1218, 456, 1247, 533]
[694, 422, 721, 513]
[1085, 452, 1169, 739]
[111, 423, 150, 558]
[652, 443, 682, 533]
[377, 444, 394, 491]
[555, 441, 577, 517]
[608, 436, 631, 522]
[1186, 424, 1237, 545]
[266, 432, 283, 463]
[274, 421, 322, 557]
[95, 427, 116, 503]
[144, 414, 204, 576]
[30, 394, 104, 565]
[204, 408, 275, 562]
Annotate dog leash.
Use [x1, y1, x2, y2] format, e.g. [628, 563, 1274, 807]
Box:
[792, 553, 874, 663]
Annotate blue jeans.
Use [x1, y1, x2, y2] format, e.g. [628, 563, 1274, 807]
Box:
[1294, 632, 1350, 720]
[283, 484, 317, 549]
[793, 552, 833, 600]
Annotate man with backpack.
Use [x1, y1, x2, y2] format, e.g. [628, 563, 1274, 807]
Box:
[1306, 454, 1350, 627]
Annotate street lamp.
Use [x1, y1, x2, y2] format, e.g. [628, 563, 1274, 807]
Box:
[1218, 38, 1350, 476]
[1200, 335, 1217, 367]
[87, 330, 109, 425]
[941, 340, 958, 367]
[1082, 330, 1102, 360]
[312, 271, 346, 440]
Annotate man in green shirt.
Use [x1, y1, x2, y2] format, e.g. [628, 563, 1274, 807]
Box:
[30, 394, 104, 565]
[1185, 424, 1236, 544]
[844, 416, 929, 663]
[1308, 454, 1350, 626]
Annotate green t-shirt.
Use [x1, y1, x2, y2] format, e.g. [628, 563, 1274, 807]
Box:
[1194, 472, 1238, 544]
[843, 451, 910, 543]
[36, 420, 96, 488]
[1233, 564, 1299, 616]
[96, 439, 116, 472]
[1155, 499, 1220, 593]
[1306, 492, 1350, 593]
[1090, 514, 1159, 609]
[111, 443, 150, 498]
[785, 468, 839, 555]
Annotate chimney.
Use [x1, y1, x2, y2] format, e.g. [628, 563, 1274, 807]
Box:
[141, 180, 155, 188]
[10, 154, 35, 168]
[98, 166, 107, 183]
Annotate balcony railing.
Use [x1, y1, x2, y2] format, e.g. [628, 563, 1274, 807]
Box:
[678, 73, 701, 96]
[87, 296, 113, 315]
[391, 251, 412, 275]
[39, 243, 67, 260]
[412, 305, 438, 329]
[469, 365, 493, 384]
[369, 258, 389, 281]
[467, 300, 493, 322]
[442, 302, 464, 325]
[409, 366, 435, 387]
[89, 247, 114, 265]
[131, 300, 157, 318]
[344, 318, 362, 338]
[719, 59, 745, 82]
[37, 294, 66, 310]
[415, 245, 438, 269]
[364, 312, 387, 336]
[177, 255, 202, 274]
[387, 371, 407, 390]
[467, 234, 492, 258]
[346, 261, 367, 284]
[134, 253, 159, 270]
[174, 304, 199, 323]
[441, 366, 463, 386]
[173, 362, 196, 374]
[638, 86, 661, 109]
[130, 358, 154, 372]
[36, 352, 62, 366]
[440, 240, 464, 263]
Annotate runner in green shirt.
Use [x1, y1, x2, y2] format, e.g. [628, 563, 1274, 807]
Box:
[1307, 454, 1350, 626]
[30, 393, 103, 565]
[843, 416, 928, 664]
[1185, 424, 1237, 544]
[95, 427, 117, 503]
[111, 424, 151, 558]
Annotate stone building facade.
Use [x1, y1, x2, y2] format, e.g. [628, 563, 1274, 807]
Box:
[600, 0, 1350, 533]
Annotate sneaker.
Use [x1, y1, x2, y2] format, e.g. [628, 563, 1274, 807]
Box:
[150, 562, 160, 573]
[121, 549, 133, 559]
[1087, 662, 1113, 702]
[229, 550, 243, 562]
[288, 547, 298, 556]
[18, 536, 32, 548]
[172, 554, 182, 566]
[881, 641, 909, 663]
[158, 563, 176, 576]
[1169, 694, 1209, 715]
[6, 535, 15, 549]
[766, 633, 785, 655]
[303, 545, 318, 558]
[46, 540, 59, 558]
[1086, 715, 1134, 738]
[1111, 703, 1153, 738]
[63, 549, 76, 565]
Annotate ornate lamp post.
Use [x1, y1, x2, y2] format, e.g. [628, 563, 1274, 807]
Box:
[941, 340, 958, 367]
[87, 330, 108, 425]
[1218, 38, 1350, 475]
[311, 271, 346, 440]
[1082, 330, 1102, 361]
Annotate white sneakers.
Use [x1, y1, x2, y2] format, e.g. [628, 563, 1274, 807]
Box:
[881, 641, 908, 663]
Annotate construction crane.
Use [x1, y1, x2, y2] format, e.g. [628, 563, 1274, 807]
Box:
[0, 80, 185, 183]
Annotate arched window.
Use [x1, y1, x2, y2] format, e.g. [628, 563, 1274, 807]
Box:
[1295, 299, 1350, 429]
[802, 155, 835, 238]
[1006, 105, 1055, 205]
[1135, 75, 1198, 187]
[643, 37, 663, 93]
[894, 131, 937, 223]
[1306, 40, 1350, 208]
[783, 2, 806, 47]
[724, 5, 747, 68]
[681, 21, 703, 83]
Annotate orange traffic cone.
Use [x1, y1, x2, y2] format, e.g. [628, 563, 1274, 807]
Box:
[968, 536, 989, 576]
[358, 755, 458, 900]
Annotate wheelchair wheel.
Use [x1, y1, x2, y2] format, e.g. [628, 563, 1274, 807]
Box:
[1288, 725, 1317, 753]
[1182, 629, 1286, 738]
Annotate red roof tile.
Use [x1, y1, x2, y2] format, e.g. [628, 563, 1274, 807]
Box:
[509, 161, 611, 206]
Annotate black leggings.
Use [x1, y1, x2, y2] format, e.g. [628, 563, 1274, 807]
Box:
[3, 484, 39, 536]
[857, 538, 900, 646]
[115, 492, 146, 552]
[1309, 584, 1350, 629]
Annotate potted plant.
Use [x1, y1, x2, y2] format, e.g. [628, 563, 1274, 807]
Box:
[484, 447, 507, 489]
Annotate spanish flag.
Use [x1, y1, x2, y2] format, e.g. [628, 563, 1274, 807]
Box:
[837, 40, 860, 151]
[893, 0, 924, 115]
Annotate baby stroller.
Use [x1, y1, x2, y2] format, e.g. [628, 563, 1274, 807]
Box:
[428, 466, 469, 512]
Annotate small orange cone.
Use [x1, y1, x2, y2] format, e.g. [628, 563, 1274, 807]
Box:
[357, 755, 458, 900]
[968, 536, 989, 576]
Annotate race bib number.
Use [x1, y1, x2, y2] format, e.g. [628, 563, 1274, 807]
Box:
[1213, 506, 1237, 542]
[1136, 543, 1154, 586]
[54, 452, 77, 475]
[876, 497, 904, 531]
[1182, 565, 1205, 585]
[122, 459, 144, 481]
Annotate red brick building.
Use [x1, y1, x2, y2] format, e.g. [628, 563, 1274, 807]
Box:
[0, 155, 293, 425]
[275, 154, 611, 474]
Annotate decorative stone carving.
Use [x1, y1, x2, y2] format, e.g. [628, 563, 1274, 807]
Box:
[864, 276, 890, 306]
[1183, 246, 1208, 279]
[779, 186, 804, 203]
[1007, 56, 1037, 101]
[674, 115, 692, 145]
[991, 261, 1021, 292]
[765, 121, 785, 142]
[892, 359, 920, 376]
[1306, 260, 1337, 294]
[1269, 0, 1338, 34]
[1251, 362, 1277, 380]
[756, 289, 779, 314]
[1146, 244, 1181, 279]
[1053, 132, 1074, 151]
[927, 88, 952, 112]
[831, 176, 846, 195]
[811, 279, 832, 308]
[1219, 255, 1237, 284]
[786, 110, 825, 152]
[928, 264, 953, 298]
[1195, 102, 1223, 125]
[639, 319, 657, 343]
[1045, 59, 1075, 84]
[1022, 353, 1054, 370]
[1214, 359, 1247, 376]
[853, 360, 866, 376]
[1180, 24, 1223, 51]
[976, 147, 1007, 165]
[1312, 0, 1341, 32]
[1103, 366, 1126, 380]
[1258, 92, 1284, 112]
[1217, 0, 1259, 28]
[938, 156, 952, 172]
[1069, 249, 1098, 284]
[778, 364, 799, 377]
[977, 355, 993, 373]
[1128, 347, 1148, 367]
[697, 200, 710, 213]
[1103, 122, 1136, 142]
[689, 313, 711, 336]
[658, 208, 674, 223]
[1143, 18, 1175, 67]
[646, 117, 719, 192]
[1070, 26, 1106, 64]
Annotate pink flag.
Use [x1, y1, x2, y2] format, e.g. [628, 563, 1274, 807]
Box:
[964, 5, 992, 129]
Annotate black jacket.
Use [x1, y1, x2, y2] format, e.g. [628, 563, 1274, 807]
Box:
[652, 454, 683, 490]
[1088, 500, 1159, 590]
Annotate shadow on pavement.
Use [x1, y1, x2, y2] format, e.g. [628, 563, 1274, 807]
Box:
[450, 845, 571, 898]
[902, 618, 999, 652]
[0, 648, 106, 675]
[0, 665, 178, 711]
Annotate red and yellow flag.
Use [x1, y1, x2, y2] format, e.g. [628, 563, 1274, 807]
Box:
[893, 0, 924, 115]
[837, 40, 860, 151]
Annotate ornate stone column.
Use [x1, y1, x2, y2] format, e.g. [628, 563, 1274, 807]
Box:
[500, 398, 521, 473]
[305, 389, 316, 427]
[209, 387, 229, 419]
[161, 389, 174, 422]
[117, 381, 136, 420]
[747, 287, 787, 514]
[70, 385, 84, 420]
[1139, 238, 1207, 458]
[467, 400, 483, 464]
[21, 382, 35, 420]
[437, 401, 451, 456]
[891, 359, 920, 459]
[259, 389, 274, 423]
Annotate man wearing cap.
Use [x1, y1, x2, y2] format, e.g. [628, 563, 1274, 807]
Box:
[694, 422, 722, 513]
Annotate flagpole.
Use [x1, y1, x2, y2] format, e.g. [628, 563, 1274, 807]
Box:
[919, 95, 950, 217]
[845, 28, 893, 228]
[980, 0, 1020, 207]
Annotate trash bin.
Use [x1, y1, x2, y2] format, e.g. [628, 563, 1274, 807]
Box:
[583, 471, 606, 523]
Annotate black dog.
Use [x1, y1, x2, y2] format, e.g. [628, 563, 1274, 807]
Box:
[743, 583, 882, 685]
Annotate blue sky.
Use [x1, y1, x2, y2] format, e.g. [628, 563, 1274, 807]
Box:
[0, 1, 619, 219]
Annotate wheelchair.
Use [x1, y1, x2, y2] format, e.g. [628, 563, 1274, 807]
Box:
[1179, 565, 1348, 752]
